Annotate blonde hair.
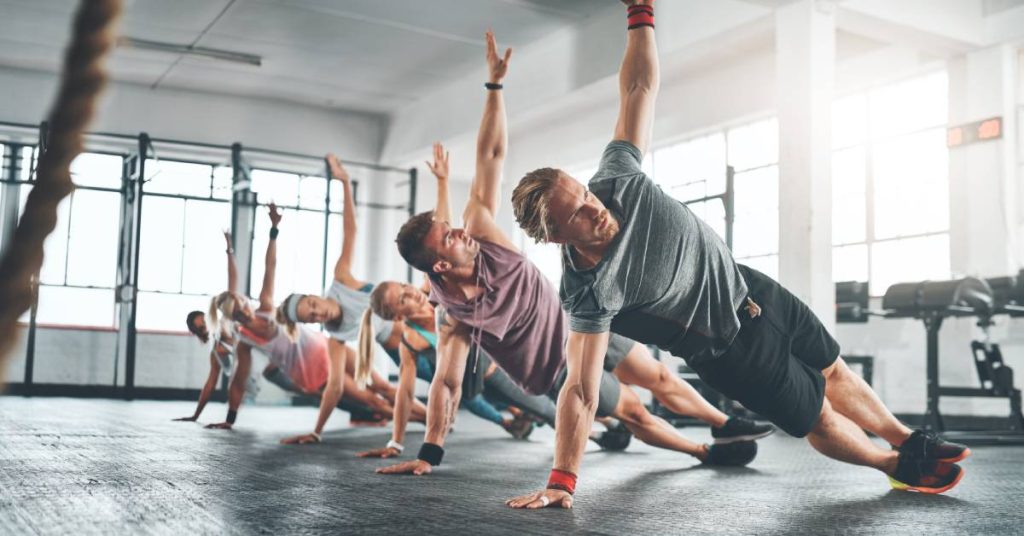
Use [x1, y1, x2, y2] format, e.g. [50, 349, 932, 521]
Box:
[511, 167, 561, 243]
[275, 301, 300, 342]
[208, 291, 235, 336]
[355, 284, 396, 388]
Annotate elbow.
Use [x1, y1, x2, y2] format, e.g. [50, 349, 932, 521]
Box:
[563, 382, 600, 415]
[623, 82, 658, 99]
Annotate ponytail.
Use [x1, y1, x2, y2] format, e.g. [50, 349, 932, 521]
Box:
[275, 303, 299, 342]
[355, 308, 375, 388]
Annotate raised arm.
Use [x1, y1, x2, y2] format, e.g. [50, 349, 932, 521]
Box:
[377, 307, 471, 475]
[328, 154, 364, 288]
[257, 203, 281, 312]
[224, 230, 238, 294]
[507, 330, 610, 510]
[205, 342, 253, 430]
[468, 30, 511, 216]
[612, 1, 659, 155]
[463, 30, 517, 250]
[425, 142, 452, 224]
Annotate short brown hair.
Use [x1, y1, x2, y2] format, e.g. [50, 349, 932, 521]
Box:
[512, 167, 560, 243]
[396, 211, 439, 274]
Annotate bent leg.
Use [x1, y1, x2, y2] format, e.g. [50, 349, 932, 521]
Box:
[612, 383, 706, 459]
[484, 367, 558, 427]
[806, 397, 898, 475]
[613, 343, 728, 427]
[822, 357, 912, 446]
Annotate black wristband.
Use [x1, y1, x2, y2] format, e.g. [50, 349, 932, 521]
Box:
[226, 409, 237, 424]
[484, 82, 503, 90]
[417, 442, 444, 466]
[269, 227, 279, 240]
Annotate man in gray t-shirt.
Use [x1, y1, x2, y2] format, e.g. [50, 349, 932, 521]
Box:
[510, 1, 966, 506]
[560, 139, 747, 363]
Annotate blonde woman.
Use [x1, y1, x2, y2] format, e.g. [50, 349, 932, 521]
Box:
[278, 153, 428, 425]
[207, 203, 343, 445]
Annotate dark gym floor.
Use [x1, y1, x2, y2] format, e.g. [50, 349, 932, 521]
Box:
[1, 397, 1021, 535]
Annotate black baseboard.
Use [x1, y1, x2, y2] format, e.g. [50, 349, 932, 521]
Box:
[2, 383, 225, 402]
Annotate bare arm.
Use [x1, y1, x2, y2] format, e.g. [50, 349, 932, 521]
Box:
[376, 307, 470, 475]
[612, 6, 659, 155]
[391, 342, 419, 445]
[425, 142, 452, 224]
[206, 343, 253, 429]
[224, 230, 238, 294]
[174, 352, 221, 421]
[282, 339, 345, 444]
[462, 30, 517, 251]
[258, 204, 281, 312]
[507, 330, 610, 509]
[327, 154, 364, 288]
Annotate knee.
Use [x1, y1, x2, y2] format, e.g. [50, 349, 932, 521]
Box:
[807, 398, 835, 438]
[616, 398, 652, 427]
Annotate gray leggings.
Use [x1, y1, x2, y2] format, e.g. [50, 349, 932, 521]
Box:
[483, 368, 558, 427]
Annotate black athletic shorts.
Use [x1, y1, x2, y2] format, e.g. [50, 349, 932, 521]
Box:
[689, 265, 841, 437]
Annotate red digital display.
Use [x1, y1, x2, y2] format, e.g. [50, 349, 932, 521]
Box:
[948, 116, 1002, 147]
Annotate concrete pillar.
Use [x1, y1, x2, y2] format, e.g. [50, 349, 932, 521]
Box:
[775, 0, 836, 331]
[947, 45, 1019, 278]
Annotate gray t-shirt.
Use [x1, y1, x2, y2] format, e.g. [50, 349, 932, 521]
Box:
[325, 280, 394, 344]
[560, 140, 747, 363]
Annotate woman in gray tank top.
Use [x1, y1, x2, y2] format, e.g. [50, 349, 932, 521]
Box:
[275, 154, 429, 425]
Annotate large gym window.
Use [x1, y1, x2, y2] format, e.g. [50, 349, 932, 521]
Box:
[648, 118, 780, 279]
[520, 117, 782, 283]
[136, 158, 231, 331]
[832, 70, 950, 295]
[248, 170, 362, 305]
[11, 150, 122, 328]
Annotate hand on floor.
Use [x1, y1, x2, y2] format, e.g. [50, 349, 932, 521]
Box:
[357, 446, 400, 459]
[376, 459, 431, 476]
[172, 416, 198, 422]
[280, 433, 321, 445]
[506, 489, 572, 510]
[204, 422, 232, 430]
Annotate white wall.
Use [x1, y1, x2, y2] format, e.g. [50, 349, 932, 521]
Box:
[0, 67, 385, 162]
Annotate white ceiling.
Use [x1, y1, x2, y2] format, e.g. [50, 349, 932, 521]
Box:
[0, 0, 612, 115]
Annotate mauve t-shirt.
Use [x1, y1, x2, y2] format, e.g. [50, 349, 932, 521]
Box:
[429, 240, 565, 395]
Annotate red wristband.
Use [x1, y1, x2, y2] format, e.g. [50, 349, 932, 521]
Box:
[546, 469, 578, 495]
[627, 4, 654, 30]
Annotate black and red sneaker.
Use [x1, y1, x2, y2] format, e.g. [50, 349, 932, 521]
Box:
[898, 429, 971, 463]
[889, 457, 964, 494]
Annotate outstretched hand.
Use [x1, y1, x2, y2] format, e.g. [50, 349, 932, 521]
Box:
[268, 202, 282, 227]
[376, 459, 432, 475]
[506, 488, 573, 510]
[485, 30, 512, 84]
[357, 446, 401, 459]
[222, 229, 232, 249]
[281, 433, 321, 445]
[425, 142, 449, 182]
[326, 153, 350, 183]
